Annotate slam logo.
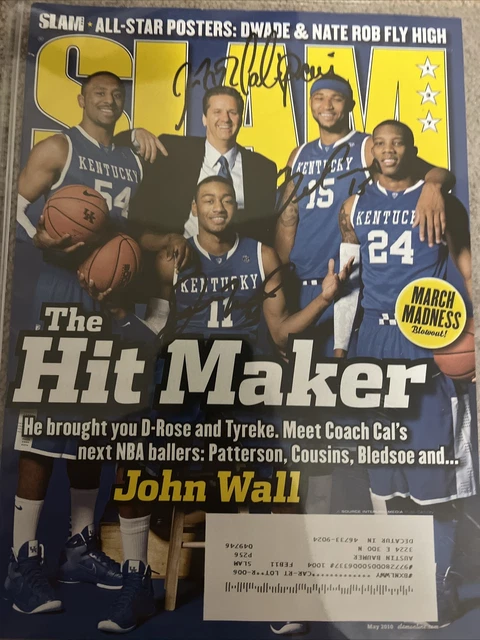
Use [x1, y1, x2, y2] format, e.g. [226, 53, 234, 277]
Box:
[32, 37, 448, 171]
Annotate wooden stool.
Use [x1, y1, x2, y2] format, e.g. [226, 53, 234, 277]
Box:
[164, 504, 249, 611]
[164, 505, 205, 610]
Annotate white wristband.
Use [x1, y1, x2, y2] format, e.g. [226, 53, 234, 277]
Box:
[334, 243, 361, 352]
[131, 129, 141, 152]
[16, 194, 35, 239]
[143, 297, 170, 334]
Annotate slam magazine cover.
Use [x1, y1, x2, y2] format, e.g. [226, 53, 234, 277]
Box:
[0, 2, 479, 639]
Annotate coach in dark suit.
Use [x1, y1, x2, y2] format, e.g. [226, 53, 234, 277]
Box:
[117, 86, 277, 264]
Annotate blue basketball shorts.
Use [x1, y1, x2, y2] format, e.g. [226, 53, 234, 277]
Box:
[356, 312, 477, 505]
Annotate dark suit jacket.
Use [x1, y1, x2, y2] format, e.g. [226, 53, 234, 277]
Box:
[114, 132, 278, 245]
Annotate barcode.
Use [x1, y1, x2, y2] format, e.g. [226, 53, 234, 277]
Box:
[224, 582, 415, 596]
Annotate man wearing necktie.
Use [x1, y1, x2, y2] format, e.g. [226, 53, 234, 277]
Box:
[118, 86, 278, 268]
[217, 155, 231, 180]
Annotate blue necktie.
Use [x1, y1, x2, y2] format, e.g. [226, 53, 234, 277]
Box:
[217, 155, 232, 181]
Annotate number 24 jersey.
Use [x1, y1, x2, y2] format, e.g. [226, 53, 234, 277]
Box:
[352, 180, 448, 314]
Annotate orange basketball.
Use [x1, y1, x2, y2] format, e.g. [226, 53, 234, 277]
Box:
[434, 317, 476, 381]
[78, 233, 142, 292]
[43, 184, 109, 243]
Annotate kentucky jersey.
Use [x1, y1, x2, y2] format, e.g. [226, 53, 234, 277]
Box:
[49, 125, 142, 226]
[352, 180, 448, 315]
[16, 125, 142, 244]
[173, 235, 264, 341]
[290, 130, 370, 281]
[353, 180, 476, 504]
[31, 125, 143, 321]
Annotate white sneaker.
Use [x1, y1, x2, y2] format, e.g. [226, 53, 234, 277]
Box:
[270, 622, 309, 635]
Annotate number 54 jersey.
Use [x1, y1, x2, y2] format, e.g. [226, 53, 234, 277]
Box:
[31, 125, 142, 321]
[352, 179, 448, 318]
[50, 125, 143, 226]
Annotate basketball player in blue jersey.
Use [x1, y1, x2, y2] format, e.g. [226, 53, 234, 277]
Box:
[94, 175, 352, 633]
[276, 72, 454, 355]
[5, 72, 163, 616]
[272, 74, 455, 636]
[335, 120, 475, 627]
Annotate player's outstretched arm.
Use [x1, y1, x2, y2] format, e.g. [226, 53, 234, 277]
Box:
[262, 245, 347, 352]
[445, 196, 472, 301]
[334, 197, 361, 358]
[274, 147, 300, 264]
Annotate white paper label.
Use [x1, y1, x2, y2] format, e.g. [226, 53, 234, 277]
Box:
[204, 514, 437, 622]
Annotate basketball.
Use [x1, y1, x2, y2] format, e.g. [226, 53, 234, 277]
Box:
[434, 317, 476, 381]
[43, 184, 109, 243]
[78, 233, 142, 292]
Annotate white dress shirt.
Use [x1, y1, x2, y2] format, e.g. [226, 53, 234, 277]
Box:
[183, 140, 244, 238]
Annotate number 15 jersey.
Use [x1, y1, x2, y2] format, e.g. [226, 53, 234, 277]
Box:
[352, 180, 448, 314]
[290, 130, 369, 280]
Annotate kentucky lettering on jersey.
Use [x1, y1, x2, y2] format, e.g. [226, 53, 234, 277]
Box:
[77, 156, 140, 184]
[173, 235, 265, 340]
[352, 180, 448, 313]
[50, 125, 143, 228]
[290, 130, 370, 281]
[353, 208, 416, 227]
[16, 125, 143, 244]
[295, 156, 355, 176]
[178, 273, 259, 294]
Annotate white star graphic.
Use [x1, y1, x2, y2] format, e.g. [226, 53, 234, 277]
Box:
[419, 110, 441, 132]
[418, 83, 440, 105]
[417, 57, 439, 78]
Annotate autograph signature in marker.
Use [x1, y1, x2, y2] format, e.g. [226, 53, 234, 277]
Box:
[277, 143, 373, 216]
[156, 261, 294, 345]
[172, 32, 331, 132]
[171, 35, 374, 214]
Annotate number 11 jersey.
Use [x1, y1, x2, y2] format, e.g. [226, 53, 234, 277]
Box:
[173, 235, 264, 342]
